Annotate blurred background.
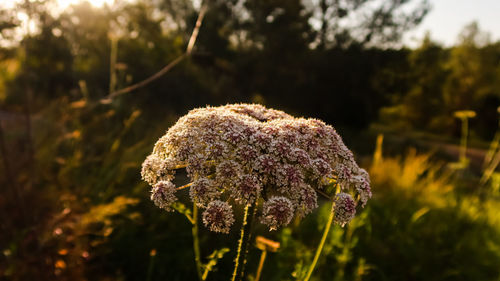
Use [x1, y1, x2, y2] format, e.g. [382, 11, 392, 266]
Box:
[1, 0, 500, 280]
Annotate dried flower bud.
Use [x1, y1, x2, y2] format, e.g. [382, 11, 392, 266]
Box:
[142, 154, 162, 186]
[157, 158, 177, 181]
[288, 148, 311, 166]
[189, 177, 219, 207]
[297, 184, 318, 217]
[151, 181, 177, 211]
[312, 158, 332, 179]
[333, 193, 356, 227]
[256, 154, 278, 175]
[235, 144, 258, 164]
[333, 163, 353, 186]
[231, 174, 262, 205]
[216, 160, 242, 186]
[202, 200, 235, 234]
[270, 139, 292, 156]
[351, 169, 372, 207]
[280, 164, 304, 187]
[261, 196, 295, 231]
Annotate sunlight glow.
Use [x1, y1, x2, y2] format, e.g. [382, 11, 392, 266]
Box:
[56, 0, 116, 10]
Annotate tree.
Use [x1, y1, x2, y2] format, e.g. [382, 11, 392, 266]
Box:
[305, 0, 431, 48]
[0, 9, 18, 40]
[402, 34, 449, 130]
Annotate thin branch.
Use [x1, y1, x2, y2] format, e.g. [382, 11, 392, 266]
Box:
[481, 148, 500, 185]
[186, 3, 208, 54]
[185, 213, 195, 224]
[314, 188, 332, 200]
[102, 54, 186, 102]
[173, 163, 188, 169]
[177, 181, 194, 191]
[176, 174, 214, 191]
[101, 1, 208, 102]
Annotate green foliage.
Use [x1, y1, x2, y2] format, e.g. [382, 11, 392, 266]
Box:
[239, 150, 500, 281]
[202, 247, 230, 280]
[361, 150, 500, 281]
[379, 23, 500, 138]
[172, 202, 193, 223]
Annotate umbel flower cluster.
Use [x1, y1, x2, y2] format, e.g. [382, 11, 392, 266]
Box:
[141, 104, 371, 233]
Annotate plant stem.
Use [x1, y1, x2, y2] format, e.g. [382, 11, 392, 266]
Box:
[146, 250, 156, 281]
[192, 204, 203, 280]
[231, 204, 256, 281]
[109, 35, 118, 95]
[459, 117, 469, 166]
[254, 250, 267, 281]
[177, 182, 194, 191]
[304, 200, 335, 281]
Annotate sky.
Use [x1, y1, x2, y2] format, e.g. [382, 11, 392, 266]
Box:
[2, 0, 499, 48]
[49, 0, 500, 48]
[404, 0, 500, 47]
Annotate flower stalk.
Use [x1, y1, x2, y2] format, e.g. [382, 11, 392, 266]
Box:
[192, 204, 203, 280]
[254, 249, 267, 281]
[304, 199, 335, 281]
[232, 204, 256, 281]
[254, 236, 280, 281]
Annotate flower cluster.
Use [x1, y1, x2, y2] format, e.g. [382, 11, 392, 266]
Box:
[333, 193, 357, 227]
[202, 200, 235, 233]
[142, 104, 371, 232]
[151, 181, 177, 211]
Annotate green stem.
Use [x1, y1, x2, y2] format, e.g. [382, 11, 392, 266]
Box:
[192, 204, 203, 280]
[231, 204, 256, 281]
[460, 117, 469, 165]
[304, 200, 335, 281]
[202, 265, 210, 280]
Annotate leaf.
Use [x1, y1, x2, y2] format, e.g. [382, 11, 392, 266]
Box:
[202, 248, 230, 280]
[411, 207, 430, 223]
[172, 202, 193, 222]
[79, 196, 139, 229]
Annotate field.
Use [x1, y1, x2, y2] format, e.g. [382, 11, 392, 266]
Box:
[1, 1, 500, 280]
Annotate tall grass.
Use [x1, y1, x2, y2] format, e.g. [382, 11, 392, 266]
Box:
[237, 141, 500, 281]
[362, 145, 500, 281]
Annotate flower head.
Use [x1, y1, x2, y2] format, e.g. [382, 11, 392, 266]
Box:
[202, 200, 235, 233]
[351, 169, 372, 207]
[151, 181, 177, 211]
[297, 184, 318, 217]
[141, 104, 371, 233]
[261, 196, 295, 231]
[216, 160, 242, 186]
[231, 174, 262, 205]
[190, 177, 219, 207]
[141, 154, 162, 185]
[333, 193, 356, 227]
